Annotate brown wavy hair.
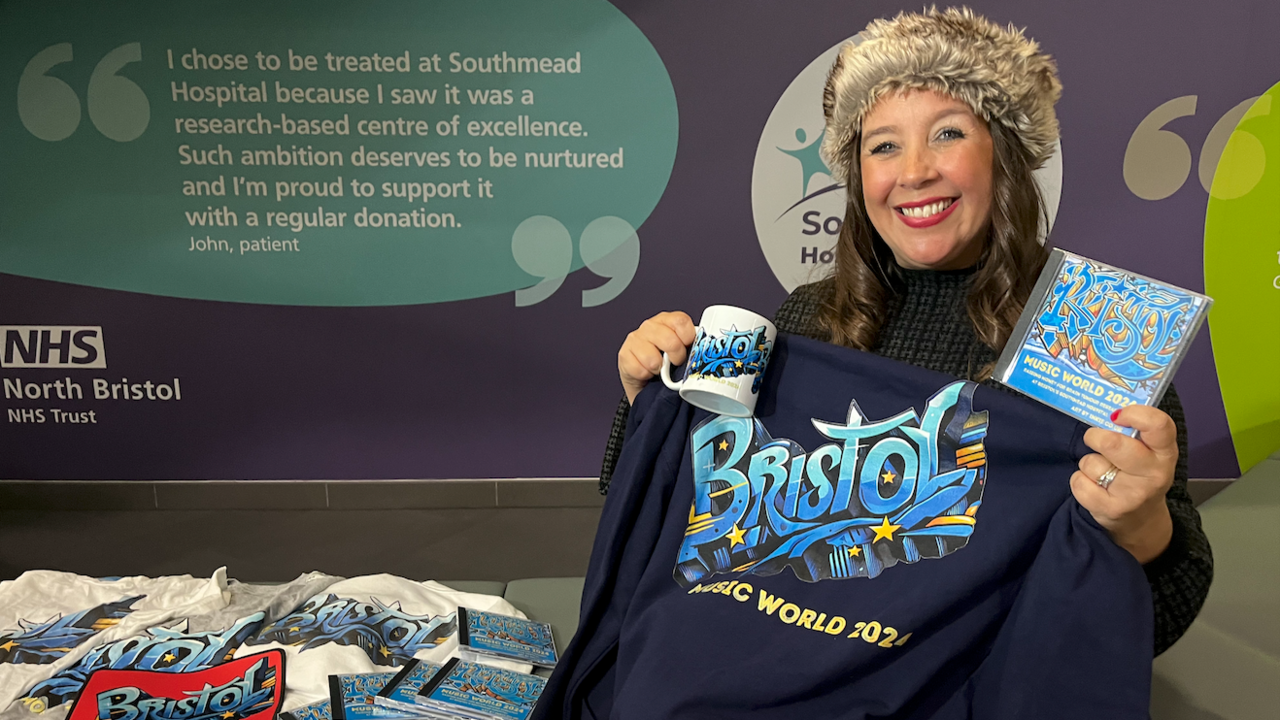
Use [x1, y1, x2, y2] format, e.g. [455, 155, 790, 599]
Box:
[817, 119, 1051, 380]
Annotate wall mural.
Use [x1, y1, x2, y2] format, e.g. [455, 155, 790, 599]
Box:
[1, 0, 1275, 480]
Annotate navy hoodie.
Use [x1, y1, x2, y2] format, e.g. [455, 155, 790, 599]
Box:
[535, 334, 1153, 719]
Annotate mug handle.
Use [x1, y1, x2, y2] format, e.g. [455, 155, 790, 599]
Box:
[660, 352, 683, 391]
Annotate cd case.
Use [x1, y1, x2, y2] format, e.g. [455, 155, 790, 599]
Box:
[994, 249, 1211, 434]
[329, 672, 400, 720]
[414, 657, 546, 720]
[280, 700, 331, 720]
[375, 658, 445, 714]
[457, 607, 558, 669]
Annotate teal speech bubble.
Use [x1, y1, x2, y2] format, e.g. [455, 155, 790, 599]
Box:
[0, 0, 678, 305]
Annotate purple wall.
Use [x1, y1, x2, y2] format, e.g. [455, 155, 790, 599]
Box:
[4, 0, 1275, 480]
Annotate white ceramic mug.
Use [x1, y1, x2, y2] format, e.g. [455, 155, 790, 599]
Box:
[661, 306, 778, 417]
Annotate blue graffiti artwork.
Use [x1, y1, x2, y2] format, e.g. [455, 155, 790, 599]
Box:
[675, 381, 989, 586]
[244, 593, 456, 666]
[26, 613, 264, 707]
[685, 325, 773, 393]
[471, 612, 552, 648]
[338, 671, 396, 711]
[0, 596, 143, 666]
[1035, 256, 1202, 393]
[443, 663, 544, 711]
[282, 700, 331, 720]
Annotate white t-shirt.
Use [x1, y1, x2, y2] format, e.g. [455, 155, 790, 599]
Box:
[0, 569, 228, 709]
[234, 575, 529, 709]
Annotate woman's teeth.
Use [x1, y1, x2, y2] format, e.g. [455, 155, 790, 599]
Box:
[899, 199, 954, 218]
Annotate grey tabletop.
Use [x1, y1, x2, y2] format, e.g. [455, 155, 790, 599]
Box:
[1150, 448, 1280, 719]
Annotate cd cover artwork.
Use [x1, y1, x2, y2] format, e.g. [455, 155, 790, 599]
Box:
[330, 671, 399, 720]
[375, 659, 443, 714]
[415, 658, 545, 720]
[458, 607, 558, 668]
[994, 249, 1211, 434]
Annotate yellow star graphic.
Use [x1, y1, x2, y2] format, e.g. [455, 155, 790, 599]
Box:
[221, 713, 235, 720]
[0, 640, 17, 652]
[881, 470, 896, 484]
[379, 645, 391, 658]
[871, 517, 902, 543]
[726, 522, 748, 548]
[162, 652, 175, 662]
[734, 360, 743, 367]
[718, 440, 729, 451]
[289, 626, 300, 633]
[847, 546, 862, 557]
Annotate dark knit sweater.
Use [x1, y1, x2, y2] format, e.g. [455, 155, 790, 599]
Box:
[598, 269, 1212, 656]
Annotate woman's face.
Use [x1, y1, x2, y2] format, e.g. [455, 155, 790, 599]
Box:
[859, 89, 994, 270]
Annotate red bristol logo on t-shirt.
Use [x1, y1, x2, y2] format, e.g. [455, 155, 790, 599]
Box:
[66, 650, 284, 720]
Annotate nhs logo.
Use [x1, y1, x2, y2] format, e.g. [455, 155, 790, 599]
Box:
[1, 326, 106, 368]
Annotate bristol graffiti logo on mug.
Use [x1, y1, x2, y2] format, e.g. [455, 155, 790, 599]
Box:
[661, 306, 777, 417]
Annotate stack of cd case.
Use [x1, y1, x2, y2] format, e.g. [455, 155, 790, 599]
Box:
[457, 607, 557, 669]
[375, 659, 445, 715]
[280, 700, 332, 720]
[404, 658, 546, 720]
[330, 672, 401, 720]
[994, 248, 1211, 434]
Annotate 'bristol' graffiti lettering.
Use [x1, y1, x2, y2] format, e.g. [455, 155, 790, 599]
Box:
[675, 381, 989, 586]
[245, 593, 455, 666]
[685, 325, 773, 393]
[1035, 258, 1201, 391]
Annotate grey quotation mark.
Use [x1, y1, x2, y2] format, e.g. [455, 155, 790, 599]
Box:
[18, 42, 150, 142]
[512, 215, 639, 307]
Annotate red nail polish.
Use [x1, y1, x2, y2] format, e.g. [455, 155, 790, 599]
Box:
[1110, 409, 1121, 422]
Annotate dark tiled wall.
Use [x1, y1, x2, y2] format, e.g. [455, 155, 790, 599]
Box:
[0, 478, 605, 511]
[0, 478, 1229, 582]
[0, 479, 603, 582]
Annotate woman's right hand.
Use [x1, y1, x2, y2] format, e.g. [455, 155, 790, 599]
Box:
[618, 311, 695, 405]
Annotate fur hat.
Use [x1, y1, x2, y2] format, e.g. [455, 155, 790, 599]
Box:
[820, 6, 1062, 183]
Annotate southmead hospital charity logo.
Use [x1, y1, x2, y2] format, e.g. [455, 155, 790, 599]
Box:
[676, 381, 990, 587]
[751, 37, 1063, 292]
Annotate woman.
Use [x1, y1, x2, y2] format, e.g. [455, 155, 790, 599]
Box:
[605, 7, 1210, 656]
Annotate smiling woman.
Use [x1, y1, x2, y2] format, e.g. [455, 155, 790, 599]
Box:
[603, 6, 1212, 663]
[858, 91, 994, 271]
[817, 16, 1053, 358]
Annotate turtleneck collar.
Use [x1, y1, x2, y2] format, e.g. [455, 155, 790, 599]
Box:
[894, 263, 978, 290]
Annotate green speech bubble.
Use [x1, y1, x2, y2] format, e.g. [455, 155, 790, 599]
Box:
[1204, 81, 1280, 473]
[0, 0, 678, 306]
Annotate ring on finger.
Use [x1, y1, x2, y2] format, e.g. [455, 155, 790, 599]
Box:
[1096, 464, 1119, 489]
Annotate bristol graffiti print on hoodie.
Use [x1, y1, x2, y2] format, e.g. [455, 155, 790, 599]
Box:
[676, 380, 988, 586]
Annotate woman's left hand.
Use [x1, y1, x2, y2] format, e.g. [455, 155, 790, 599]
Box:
[1070, 405, 1177, 565]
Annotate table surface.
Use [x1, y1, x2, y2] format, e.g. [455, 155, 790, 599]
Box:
[1150, 448, 1280, 720]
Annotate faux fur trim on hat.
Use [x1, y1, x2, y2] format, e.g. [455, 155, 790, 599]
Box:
[820, 6, 1061, 183]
